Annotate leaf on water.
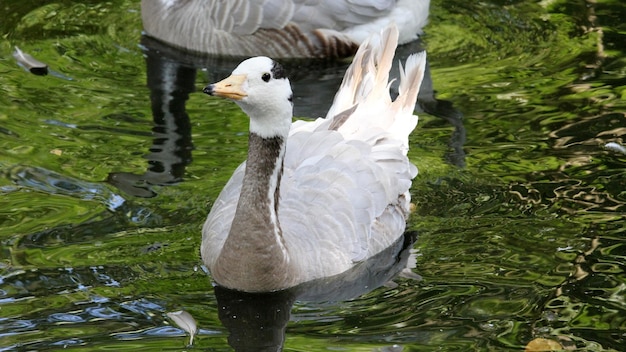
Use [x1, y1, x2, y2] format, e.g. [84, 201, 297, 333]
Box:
[13, 46, 48, 76]
[167, 310, 198, 345]
[525, 338, 563, 351]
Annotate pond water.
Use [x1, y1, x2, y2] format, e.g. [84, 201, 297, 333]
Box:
[1, 0, 625, 351]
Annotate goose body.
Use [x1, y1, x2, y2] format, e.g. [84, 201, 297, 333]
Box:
[141, 0, 430, 58]
[201, 25, 426, 292]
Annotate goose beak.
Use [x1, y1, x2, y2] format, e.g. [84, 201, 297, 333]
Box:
[203, 74, 247, 100]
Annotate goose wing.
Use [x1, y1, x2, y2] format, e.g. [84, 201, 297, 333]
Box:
[289, 0, 397, 32]
[278, 127, 413, 275]
[279, 25, 425, 276]
[208, 0, 398, 34]
[202, 125, 414, 278]
[147, 0, 396, 35]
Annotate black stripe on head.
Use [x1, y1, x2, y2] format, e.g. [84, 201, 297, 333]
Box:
[271, 60, 287, 80]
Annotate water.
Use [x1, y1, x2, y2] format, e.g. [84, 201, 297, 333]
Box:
[1, 0, 625, 350]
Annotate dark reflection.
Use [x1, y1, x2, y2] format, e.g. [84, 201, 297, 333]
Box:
[214, 232, 418, 352]
[215, 287, 295, 352]
[395, 41, 466, 168]
[100, 34, 466, 200]
[107, 43, 196, 198]
[139, 35, 356, 119]
[132, 35, 466, 178]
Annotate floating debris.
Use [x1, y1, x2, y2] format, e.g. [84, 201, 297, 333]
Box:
[605, 142, 626, 155]
[525, 338, 565, 351]
[13, 46, 48, 76]
[166, 310, 198, 346]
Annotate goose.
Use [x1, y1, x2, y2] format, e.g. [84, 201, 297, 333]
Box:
[201, 25, 426, 292]
[141, 0, 430, 58]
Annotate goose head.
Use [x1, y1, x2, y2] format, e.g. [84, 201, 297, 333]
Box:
[203, 56, 293, 138]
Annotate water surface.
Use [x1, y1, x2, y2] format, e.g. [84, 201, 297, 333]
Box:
[1, 0, 625, 350]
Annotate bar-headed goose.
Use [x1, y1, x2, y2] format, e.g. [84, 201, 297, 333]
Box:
[141, 0, 430, 58]
[201, 25, 426, 292]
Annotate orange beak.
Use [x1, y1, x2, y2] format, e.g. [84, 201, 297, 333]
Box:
[203, 74, 247, 100]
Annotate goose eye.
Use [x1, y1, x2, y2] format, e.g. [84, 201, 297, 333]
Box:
[261, 73, 271, 82]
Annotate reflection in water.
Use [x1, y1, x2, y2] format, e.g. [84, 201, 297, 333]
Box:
[508, 111, 626, 215]
[409, 56, 466, 168]
[107, 43, 195, 198]
[99, 34, 466, 201]
[137, 35, 467, 169]
[1, 35, 445, 350]
[215, 287, 295, 352]
[5, 164, 125, 212]
[214, 232, 418, 352]
[5, 0, 624, 349]
[2, 164, 161, 249]
[527, 227, 626, 350]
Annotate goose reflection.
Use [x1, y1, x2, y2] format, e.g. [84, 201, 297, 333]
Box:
[109, 34, 466, 201]
[213, 231, 418, 352]
[106, 41, 196, 198]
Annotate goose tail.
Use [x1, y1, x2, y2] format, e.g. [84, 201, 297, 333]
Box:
[388, 51, 427, 148]
[323, 24, 427, 149]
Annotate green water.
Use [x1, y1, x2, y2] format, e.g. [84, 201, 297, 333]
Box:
[1, 0, 625, 350]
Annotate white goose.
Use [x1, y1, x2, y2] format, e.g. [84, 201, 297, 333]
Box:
[141, 0, 430, 58]
[201, 25, 426, 292]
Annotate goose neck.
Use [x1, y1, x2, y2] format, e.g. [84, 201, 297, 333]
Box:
[238, 132, 286, 232]
[213, 132, 293, 291]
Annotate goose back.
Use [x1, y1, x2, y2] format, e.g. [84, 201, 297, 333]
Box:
[141, 0, 429, 58]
